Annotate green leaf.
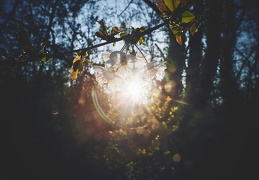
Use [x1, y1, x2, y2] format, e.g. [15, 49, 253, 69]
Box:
[169, 24, 181, 36]
[182, 11, 195, 23]
[165, 0, 180, 11]
[172, 0, 181, 10]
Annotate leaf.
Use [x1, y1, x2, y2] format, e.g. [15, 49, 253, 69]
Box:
[40, 56, 53, 62]
[176, 34, 182, 46]
[169, 24, 181, 35]
[111, 26, 124, 36]
[79, 50, 88, 57]
[120, 32, 127, 38]
[95, 20, 110, 40]
[165, 0, 180, 11]
[156, 0, 168, 13]
[182, 11, 195, 23]
[18, 28, 34, 51]
[130, 26, 146, 45]
[97, 20, 107, 33]
[70, 56, 83, 80]
[138, 36, 146, 45]
[95, 31, 107, 40]
[189, 22, 196, 35]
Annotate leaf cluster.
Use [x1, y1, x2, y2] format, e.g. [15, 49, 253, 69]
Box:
[95, 20, 124, 45]
[156, 0, 196, 45]
[95, 20, 146, 46]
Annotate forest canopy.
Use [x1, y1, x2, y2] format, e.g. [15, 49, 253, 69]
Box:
[0, 0, 258, 180]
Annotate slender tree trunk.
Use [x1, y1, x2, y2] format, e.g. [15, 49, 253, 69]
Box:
[220, 0, 237, 107]
[186, 0, 204, 105]
[198, 0, 223, 106]
[165, 30, 185, 99]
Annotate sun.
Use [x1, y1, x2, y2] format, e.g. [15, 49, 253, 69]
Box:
[127, 80, 143, 102]
[124, 78, 146, 103]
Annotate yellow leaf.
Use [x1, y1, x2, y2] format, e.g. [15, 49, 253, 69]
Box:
[70, 56, 81, 80]
[70, 69, 78, 80]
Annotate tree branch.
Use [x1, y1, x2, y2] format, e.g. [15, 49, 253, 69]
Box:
[0, 0, 195, 66]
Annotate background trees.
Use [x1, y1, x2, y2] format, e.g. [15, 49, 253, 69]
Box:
[1, 0, 258, 179]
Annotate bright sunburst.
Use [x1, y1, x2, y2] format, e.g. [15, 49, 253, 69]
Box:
[126, 80, 145, 103]
[91, 49, 165, 125]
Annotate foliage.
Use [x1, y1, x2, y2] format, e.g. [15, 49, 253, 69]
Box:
[156, 0, 195, 45]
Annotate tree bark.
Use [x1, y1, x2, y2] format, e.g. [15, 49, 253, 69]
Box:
[186, 0, 204, 105]
[198, 0, 223, 106]
[220, 0, 237, 106]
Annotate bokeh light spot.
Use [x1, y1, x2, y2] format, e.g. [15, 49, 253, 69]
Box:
[173, 153, 181, 163]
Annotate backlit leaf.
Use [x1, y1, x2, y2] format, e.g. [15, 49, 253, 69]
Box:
[120, 32, 127, 38]
[189, 22, 196, 35]
[176, 35, 182, 46]
[111, 26, 124, 36]
[173, 0, 181, 9]
[165, 0, 180, 11]
[182, 11, 195, 23]
[169, 24, 181, 36]
[70, 56, 83, 80]
[156, 0, 168, 13]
